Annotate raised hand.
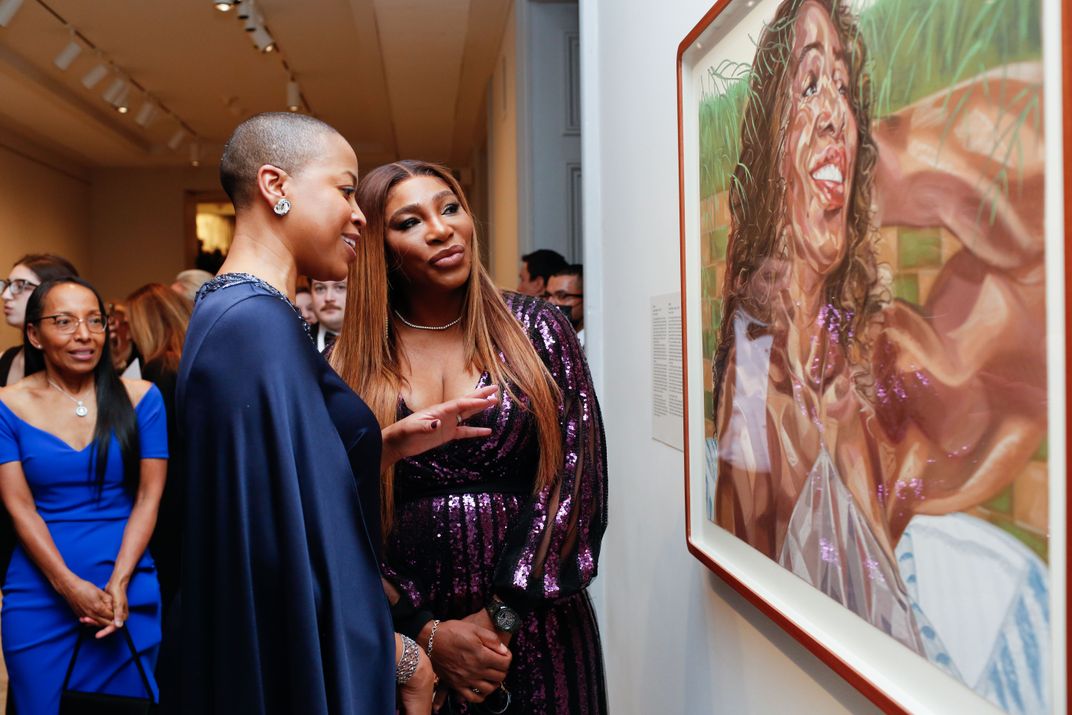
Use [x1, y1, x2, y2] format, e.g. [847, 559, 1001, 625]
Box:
[381, 385, 499, 471]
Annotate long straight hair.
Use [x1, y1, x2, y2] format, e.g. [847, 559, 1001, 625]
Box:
[127, 283, 192, 373]
[24, 278, 140, 492]
[330, 160, 562, 535]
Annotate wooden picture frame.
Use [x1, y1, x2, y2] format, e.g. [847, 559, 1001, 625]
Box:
[677, 1, 1068, 712]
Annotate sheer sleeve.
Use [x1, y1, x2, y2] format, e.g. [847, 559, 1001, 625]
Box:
[493, 300, 608, 607]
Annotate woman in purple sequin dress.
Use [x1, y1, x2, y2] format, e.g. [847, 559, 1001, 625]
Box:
[331, 160, 607, 714]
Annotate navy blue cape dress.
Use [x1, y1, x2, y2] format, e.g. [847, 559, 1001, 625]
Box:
[172, 274, 393, 714]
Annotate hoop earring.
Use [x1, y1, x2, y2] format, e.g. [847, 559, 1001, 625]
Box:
[273, 198, 291, 216]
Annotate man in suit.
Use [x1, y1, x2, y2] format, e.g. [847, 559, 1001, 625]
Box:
[310, 279, 346, 352]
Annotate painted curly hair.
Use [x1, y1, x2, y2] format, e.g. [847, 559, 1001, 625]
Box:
[712, 0, 881, 417]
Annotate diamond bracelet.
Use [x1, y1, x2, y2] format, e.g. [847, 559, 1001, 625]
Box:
[396, 634, 420, 685]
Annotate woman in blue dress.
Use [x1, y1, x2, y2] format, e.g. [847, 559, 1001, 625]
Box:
[0, 276, 167, 714]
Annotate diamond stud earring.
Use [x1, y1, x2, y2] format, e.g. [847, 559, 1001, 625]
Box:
[273, 198, 291, 216]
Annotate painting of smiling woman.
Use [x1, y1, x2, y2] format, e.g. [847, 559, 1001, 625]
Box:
[698, 0, 1048, 711]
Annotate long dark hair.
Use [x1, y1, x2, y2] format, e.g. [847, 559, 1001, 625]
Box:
[24, 278, 140, 492]
[712, 0, 881, 416]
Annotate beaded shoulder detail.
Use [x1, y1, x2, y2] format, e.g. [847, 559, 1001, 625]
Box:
[195, 272, 312, 342]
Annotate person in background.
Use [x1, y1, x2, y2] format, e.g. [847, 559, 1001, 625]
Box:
[0, 276, 167, 714]
[516, 249, 566, 298]
[332, 160, 608, 714]
[107, 302, 142, 380]
[547, 264, 585, 348]
[125, 284, 192, 619]
[295, 284, 318, 327]
[170, 270, 214, 304]
[310, 279, 346, 351]
[1, 254, 80, 387]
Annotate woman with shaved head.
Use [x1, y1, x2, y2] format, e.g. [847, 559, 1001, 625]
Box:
[173, 113, 498, 714]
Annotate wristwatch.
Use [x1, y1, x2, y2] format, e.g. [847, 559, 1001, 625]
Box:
[485, 598, 521, 634]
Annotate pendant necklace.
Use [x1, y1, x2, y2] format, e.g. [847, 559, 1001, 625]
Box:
[393, 309, 462, 331]
[48, 379, 91, 418]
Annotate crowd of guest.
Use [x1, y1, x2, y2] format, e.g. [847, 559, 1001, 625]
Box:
[0, 113, 602, 715]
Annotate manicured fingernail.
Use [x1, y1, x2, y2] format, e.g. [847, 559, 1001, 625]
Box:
[430, 419, 440, 429]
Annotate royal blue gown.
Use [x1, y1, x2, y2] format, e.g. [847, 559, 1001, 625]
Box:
[0, 385, 167, 715]
[172, 274, 394, 714]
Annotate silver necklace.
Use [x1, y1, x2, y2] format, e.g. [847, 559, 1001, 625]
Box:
[48, 379, 91, 418]
[393, 309, 462, 331]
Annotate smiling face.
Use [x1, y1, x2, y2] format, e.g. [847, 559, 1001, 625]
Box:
[27, 283, 106, 376]
[2, 264, 41, 328]
[384, 175, 474, 297]
[279, 131, 366, 282]
[781, 1, 858, 276]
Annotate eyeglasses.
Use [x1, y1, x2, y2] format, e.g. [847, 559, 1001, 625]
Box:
[547, 291, 583, 301]
[0, 279, 39, 297]
[36, 313, 108, 334]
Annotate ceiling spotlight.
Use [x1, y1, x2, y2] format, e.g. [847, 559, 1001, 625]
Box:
[101, 77, 127, 105]
[286, 80, 300, 112]
[251, 25, 275, 52]
[213, 1, 235, 11]
[236, 0, 255, 20]
[168, 128, 187, 151]
[81, 63, 108, 89]
[0, 0, 24, 29]
[243, 11, 262, 32]
[134, 101, 158, 127]
[54, 38, 83, 71]
[189, 142, 201, 167]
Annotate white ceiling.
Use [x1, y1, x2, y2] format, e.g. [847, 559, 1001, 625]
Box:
[0, 0, 512, 170]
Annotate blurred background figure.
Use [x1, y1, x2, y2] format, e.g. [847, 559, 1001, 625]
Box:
[106, 302, 141, 380]
[170, 270, 214, 304]
[547, 264, 585, 347]
[295, 283, 318, 327]
[517, 249, 567, 298]
[1, 254, 80, 387]
[310, 279, 346, 352]
[126, 283, 192, 619]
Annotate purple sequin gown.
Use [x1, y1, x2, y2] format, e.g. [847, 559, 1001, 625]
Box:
[384, 293, 608, 714]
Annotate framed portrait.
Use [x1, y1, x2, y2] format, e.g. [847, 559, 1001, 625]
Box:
[676, 0, 1069, 712]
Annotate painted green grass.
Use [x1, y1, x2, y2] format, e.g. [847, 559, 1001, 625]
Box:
[698, 0, 1043, 199]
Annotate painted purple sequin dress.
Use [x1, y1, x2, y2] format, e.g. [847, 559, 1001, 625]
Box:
[384, 292, 608, 714]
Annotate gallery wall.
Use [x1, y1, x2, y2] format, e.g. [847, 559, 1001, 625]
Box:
[0, 134, 92, 347]
[579, 0, 880, 711]
[89, 166, 221, 301]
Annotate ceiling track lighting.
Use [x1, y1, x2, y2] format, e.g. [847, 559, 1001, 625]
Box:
[236, 0, 255, 20]
[286, 80, 300, 112]
[134, 100, 158, 127]
[81, 62, 108, 88]
[213, 1, 236, 11]
[101, 77, 127, 105]
[54, 36, 83, 71]
[0, 0, 24, 28]
[189, 142, 201, 167]
[168, 128, 187, 151]
[251, 25, 275, 53]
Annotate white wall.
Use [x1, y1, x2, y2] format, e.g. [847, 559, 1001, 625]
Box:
[0, 134, 92, 347]
[89, 166, 221, 300]
[580, 1, 881, 712]
[486, 2, 520, 288]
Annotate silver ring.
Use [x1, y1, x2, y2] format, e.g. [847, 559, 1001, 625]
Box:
[471, 687, 481, 695]
[456, 414, 463, 426]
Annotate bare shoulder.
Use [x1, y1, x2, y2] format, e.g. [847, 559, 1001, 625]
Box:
[0, 374, 44, 410]
[121, 378, 153, 406]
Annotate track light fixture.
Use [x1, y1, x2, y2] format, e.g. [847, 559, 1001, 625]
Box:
[54, 37, 83, 71]
[286, 80, 300, 112]
[236, 0, 255, 20]
[213, 1, 235, 11]
[0, 0, 24, 28]
[101, 77, 126, 104]
[134, 101, 158, 127]
[168, 128, 187, 151]
[81, 62, 108, 88]
[251, 25, 275, 53]
[189, 142, 201, 167]
[114, 86, 131, 114]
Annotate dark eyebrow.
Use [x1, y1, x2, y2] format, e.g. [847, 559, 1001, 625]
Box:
[389, 190, 457, 222]
[798, 40, 846, 66]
